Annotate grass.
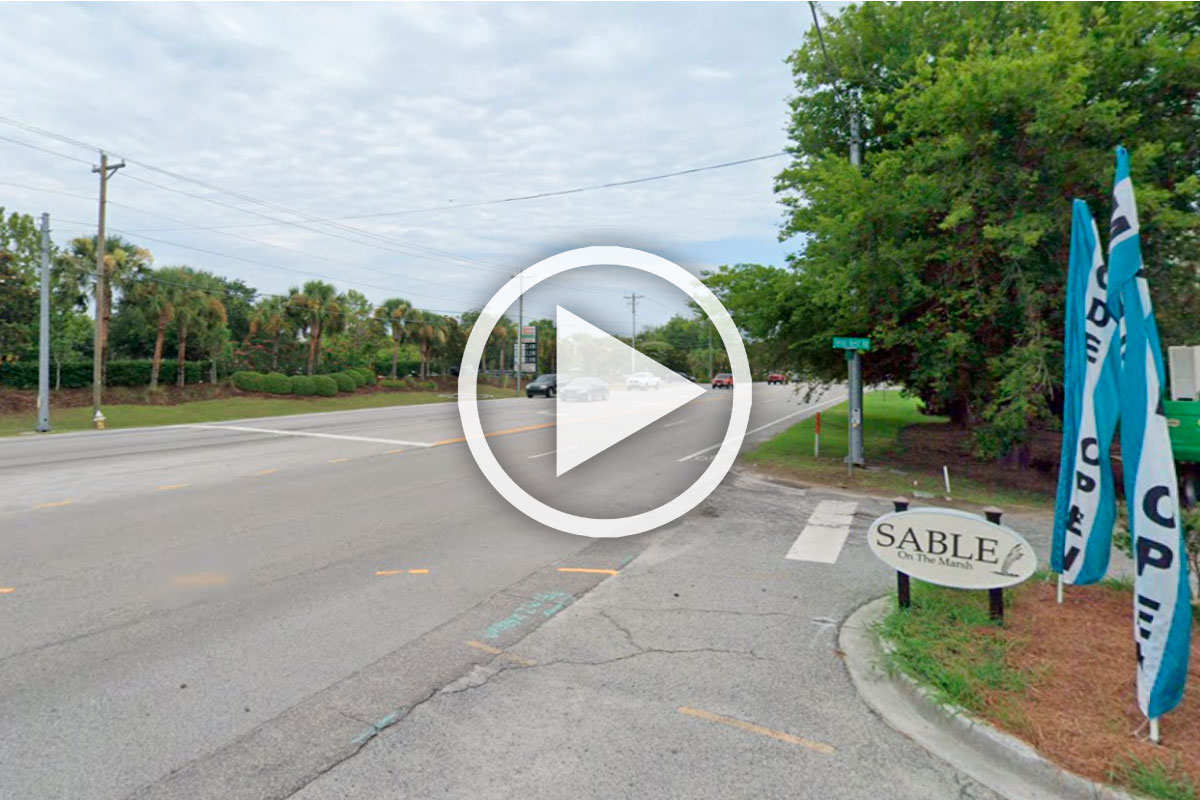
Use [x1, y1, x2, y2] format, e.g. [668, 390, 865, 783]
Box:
[0, 390, 466, 436]
[876, 581, 1029, 715]
[743, 389, 1050, 509]
[1111, 757, 1198, 800]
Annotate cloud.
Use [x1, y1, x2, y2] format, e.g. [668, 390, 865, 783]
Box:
[0, 1, 812, 330]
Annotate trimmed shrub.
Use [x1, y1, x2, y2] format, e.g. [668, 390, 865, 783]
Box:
[403, 376, 417, 390]
[290, 375, 316, 396]
[262, 372, 291, 394]
[352, 367, 376, 386]
[312, 375, 338, 397]
[232, 371, 266, 392]
[331, 372, 357, 393]
[421, 380, 437, 391]
[380, 378, 409, 390]
[0, 359, 207, 389]
[347, 370, 366, 389]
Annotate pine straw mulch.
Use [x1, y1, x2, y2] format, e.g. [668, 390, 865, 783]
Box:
[893, 422, 1065, 496]
[980, 579, 1200, 787]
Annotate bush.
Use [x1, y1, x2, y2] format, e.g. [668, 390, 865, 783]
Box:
[0, 359, 206, 388]
[331, 372, 357, 393]
[380, 378, 407, 390]
[262, 372, 292, 394]
[290, 375, 316, 396]
[352, 367, 376, 386]
[403, 376, 418, 390]
[421, 380, 437, 391]
[312, 375, 338, 397]
[347, 370, 366, 389]
[232, 371, 266, 392]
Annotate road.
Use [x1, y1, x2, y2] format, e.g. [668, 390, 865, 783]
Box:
[0, 381, 842, 799]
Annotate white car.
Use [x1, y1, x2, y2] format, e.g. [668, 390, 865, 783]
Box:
[625, 372, 661, 391]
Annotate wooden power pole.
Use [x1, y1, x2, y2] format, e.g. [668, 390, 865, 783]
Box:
[91, 151, 125, 428]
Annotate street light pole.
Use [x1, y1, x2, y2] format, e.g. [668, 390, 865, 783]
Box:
[37, 213, 51, 433]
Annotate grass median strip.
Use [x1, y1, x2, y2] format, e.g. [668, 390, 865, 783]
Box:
[677, 707, 835, 754]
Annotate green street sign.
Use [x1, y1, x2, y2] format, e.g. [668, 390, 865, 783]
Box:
[833, 337, 871, 351]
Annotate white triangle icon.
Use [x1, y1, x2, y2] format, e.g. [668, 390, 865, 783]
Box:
[555, 306, 706, 476]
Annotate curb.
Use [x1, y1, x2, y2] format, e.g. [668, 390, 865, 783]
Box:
[839, 596, 1140, 800]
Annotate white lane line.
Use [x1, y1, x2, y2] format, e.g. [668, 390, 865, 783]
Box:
[676, 394, 847, 462]
[182, 424, 434, 448]
[529, 445, 577, 460]
[785, 500, 859, 563]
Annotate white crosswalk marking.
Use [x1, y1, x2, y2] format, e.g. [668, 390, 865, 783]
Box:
[785, 500, 859, 564]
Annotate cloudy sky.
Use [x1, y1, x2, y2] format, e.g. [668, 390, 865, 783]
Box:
[0, 2, 833, 334]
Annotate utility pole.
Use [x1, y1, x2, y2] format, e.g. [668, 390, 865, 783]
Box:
[37, 213, 51, 433]
[516, 271, 523, 397]
[91, 151, 125, 429]
[810, 0, 866, 467]
[624, 292, 643, 374]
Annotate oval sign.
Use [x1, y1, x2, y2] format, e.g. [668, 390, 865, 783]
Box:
[867, 508, 1037, 590]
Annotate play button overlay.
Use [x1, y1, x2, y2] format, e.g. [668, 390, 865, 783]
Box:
[457, 246, 751, 539]
[555, 306, 706, 476]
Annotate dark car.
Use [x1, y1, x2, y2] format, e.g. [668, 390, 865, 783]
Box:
[560, 377, 609, 402]
[711, 373, 733, 389]
[525, 373, 557, 398]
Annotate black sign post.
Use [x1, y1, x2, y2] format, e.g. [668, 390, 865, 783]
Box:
[892, 497, 911, 609]
[983, 507, 1005, 624]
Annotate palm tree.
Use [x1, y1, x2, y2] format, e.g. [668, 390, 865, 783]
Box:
[405, 309, 447, 378]
[290, 281, 342, 376]
[169, 269, 227, 388]
[130, 267, 190, 389]
[249, 296, 291, 371]
[374, 297, 411, 378]
[56, 235, 153, 381]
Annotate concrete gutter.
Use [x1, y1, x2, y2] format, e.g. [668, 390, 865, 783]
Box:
[840, 596, 1140, 800]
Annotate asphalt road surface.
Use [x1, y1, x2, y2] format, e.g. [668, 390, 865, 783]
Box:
[0, 381, 843, 799]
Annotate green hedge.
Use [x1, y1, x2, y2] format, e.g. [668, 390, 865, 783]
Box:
[0, 359, 206, 389]
[351, 367, 376, 386]
[232, 371, 265, 392]
[290, 375, 316, 396]
[261, 373, 290, 394]
[312, 375, 338, 397]
[380, 378, 406, 389]
[331, 372, 357, 393]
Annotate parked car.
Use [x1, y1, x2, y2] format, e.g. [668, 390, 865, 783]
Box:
[767, 372, 788, 385]
[711, 373, 733, 389]
[625, 371, 661, 391]
[561, 377, 610, 402]
[525, 373, 557, 398]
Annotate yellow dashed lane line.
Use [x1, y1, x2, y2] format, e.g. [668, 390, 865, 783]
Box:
[557, 567, 619, 575]
[0, 587, 15, 594]
[677, 707, 836, 754]
[329, 458, 351, 464]
[256, 468, 278, 475]
[375, 569, 430, 576]
[34, 499, 75, 509]
[156, 483, 190, 491]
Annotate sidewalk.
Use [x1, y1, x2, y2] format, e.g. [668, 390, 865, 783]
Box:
[290, 470, 1051, 799]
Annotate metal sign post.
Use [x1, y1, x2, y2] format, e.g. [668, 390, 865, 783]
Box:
[833, 337, 870, 467]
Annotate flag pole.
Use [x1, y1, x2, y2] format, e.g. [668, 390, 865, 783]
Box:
[1150, 717, 1160, 744]
[1056, 575, 1063, 604]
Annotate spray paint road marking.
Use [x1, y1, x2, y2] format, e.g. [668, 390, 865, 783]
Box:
[465, 640, 537, 666]
[156, 483, 189, 491]
[482, 592, 574, 640]
[677, 707, 835, 754]
[183, 424, 433, 448]
[376, 569, 430, 576]
[34, 499, 75, 509]
[0, 587, 15, 594]
[557, 567, 618, 575]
